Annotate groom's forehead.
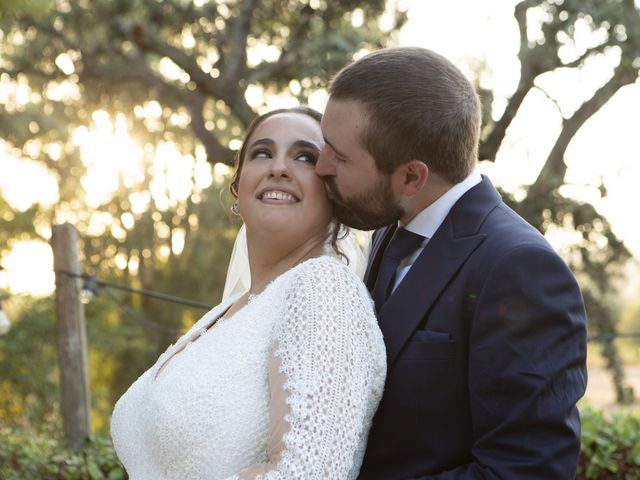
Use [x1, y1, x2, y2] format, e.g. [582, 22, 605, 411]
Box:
[323, 97, 369, 122]
[322, 100, 369, 144]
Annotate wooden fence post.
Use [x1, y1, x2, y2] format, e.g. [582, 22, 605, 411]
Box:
[51, 223, 91, 449]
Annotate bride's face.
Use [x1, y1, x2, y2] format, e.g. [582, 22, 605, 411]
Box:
[237, 113, 332, 244]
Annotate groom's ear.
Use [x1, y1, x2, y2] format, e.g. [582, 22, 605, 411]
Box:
[398, 160, 429, 198]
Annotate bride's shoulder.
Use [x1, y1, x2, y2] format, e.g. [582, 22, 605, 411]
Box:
[291, 255, 364, 287]
[285, 255, 373, 310]
[279, 255, 383, 354]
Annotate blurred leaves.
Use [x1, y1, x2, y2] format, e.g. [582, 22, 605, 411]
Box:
[0, 0, 404, 167]
[0, 0, 53, 17]
[0, 0, 404, 432]
[0, 421, 126, 479]
[0, 197, 40, 251]
[577, 406, 640, 479]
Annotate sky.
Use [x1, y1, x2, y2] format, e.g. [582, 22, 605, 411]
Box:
[0, 0, 639, 296]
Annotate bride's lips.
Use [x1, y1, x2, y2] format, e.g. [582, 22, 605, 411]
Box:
[256, 186, 300, 204]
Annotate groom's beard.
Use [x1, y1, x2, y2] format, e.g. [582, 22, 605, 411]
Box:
[324, 175, 404, 231]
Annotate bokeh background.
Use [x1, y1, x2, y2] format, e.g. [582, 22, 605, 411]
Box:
[1, 0, 639, 477]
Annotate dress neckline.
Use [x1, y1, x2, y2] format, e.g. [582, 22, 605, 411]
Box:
[153, 294, 241, 380]
[152, 255, 335, 381]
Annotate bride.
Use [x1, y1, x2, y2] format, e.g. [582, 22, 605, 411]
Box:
[110, 106, 386, 479]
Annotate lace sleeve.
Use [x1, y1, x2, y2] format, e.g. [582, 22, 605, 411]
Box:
[235, 257, 386, 480]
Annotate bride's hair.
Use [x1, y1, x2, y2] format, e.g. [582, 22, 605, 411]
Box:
[229, 106, 347, 261]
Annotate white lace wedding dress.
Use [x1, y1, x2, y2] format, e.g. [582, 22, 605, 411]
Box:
[110, 256, 386, 480]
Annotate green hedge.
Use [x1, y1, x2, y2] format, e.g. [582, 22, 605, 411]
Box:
[1, 407, 639, 479]
[0, 425, 126, 480]
[577, 406, 640, 479]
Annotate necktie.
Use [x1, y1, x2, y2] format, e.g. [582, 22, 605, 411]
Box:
[371, 228, 425, 313]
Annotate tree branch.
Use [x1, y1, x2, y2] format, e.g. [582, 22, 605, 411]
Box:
[479, 72, 536, 161]
[113, 17, 255, 127]
[77, 51, 234, 165]
[183, 94, 235, 165]
[222, 0, 258, 83]
[561, 42, 610, 69]
[246, 50, 298, 84]
[0, 66, 58, 81]
[529, 63, 637, 197]
[480, 0, 573, 161]
[514, 0, 532, 48]
[245, 5, 315, 85]
[534, 85, 563, 116]
[114, 17, 221, 93]
[514, 0, 547, 49]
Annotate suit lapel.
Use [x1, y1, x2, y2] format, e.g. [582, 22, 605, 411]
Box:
[378, 219, 485, 366]
[377, 176, 501, 367]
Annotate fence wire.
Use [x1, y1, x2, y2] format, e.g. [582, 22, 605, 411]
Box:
[39, 269, 640, 343]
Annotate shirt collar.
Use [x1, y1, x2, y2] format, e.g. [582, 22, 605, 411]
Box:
[401, 170, 482, 239]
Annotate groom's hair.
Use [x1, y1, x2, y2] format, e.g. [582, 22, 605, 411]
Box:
[329, 47, 481, 184]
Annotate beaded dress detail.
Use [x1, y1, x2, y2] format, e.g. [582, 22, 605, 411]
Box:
[110, 256, 386, 480]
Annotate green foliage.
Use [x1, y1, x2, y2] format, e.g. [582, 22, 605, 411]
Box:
[0, 0, 405, 168]
[0, 423, 126, 480]
[0, 0, 52, 17]
[0, 221, 232, 434]
[2, 406, 639, 479]
[578, 407, 640, 479]
[0, 297, 60, 425]
[0, 196, 40, 253]
[0, 192, 236, 430]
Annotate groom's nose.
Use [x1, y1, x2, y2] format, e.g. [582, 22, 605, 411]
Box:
[315, 147, 337, 177]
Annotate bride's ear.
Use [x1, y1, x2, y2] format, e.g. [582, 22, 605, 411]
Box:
[398, 160, 429, 198]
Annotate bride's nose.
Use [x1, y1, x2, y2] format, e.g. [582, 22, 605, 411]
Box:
[268, 153, 290, 178]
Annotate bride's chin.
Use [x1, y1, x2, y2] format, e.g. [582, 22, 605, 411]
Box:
[245, 219, 295, 240]
[247, 221, 326, 249]
[249, 207, 304, 226]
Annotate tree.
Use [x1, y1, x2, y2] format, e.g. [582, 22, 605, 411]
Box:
[478, 0, 640, 402]
[1, 0, 405, 166]
[2, 0, 638, 416]
[0, 0, 406, 429]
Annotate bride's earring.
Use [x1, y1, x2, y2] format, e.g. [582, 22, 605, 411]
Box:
[231, 202, 240, 215]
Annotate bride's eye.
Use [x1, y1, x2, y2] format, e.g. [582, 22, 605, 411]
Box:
[250, 149, 272, 160]
[295, 152, 317, 165]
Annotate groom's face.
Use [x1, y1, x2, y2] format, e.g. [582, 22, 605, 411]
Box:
[317, 99, 404, 230]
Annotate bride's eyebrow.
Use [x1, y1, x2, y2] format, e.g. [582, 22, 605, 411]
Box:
[291, 140, 320, 153]
[249, 138, 275, 148]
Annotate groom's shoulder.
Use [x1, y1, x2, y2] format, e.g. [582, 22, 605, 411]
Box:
[472, 202, 570, 277]
[484, 201, 547, 245]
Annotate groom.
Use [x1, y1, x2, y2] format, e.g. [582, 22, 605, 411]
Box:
[316, 47, 587, 479]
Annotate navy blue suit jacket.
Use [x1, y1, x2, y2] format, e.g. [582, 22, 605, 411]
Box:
[358, 176, 587, 479]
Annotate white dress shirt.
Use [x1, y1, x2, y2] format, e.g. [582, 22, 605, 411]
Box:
[391, 171, 483, 291]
